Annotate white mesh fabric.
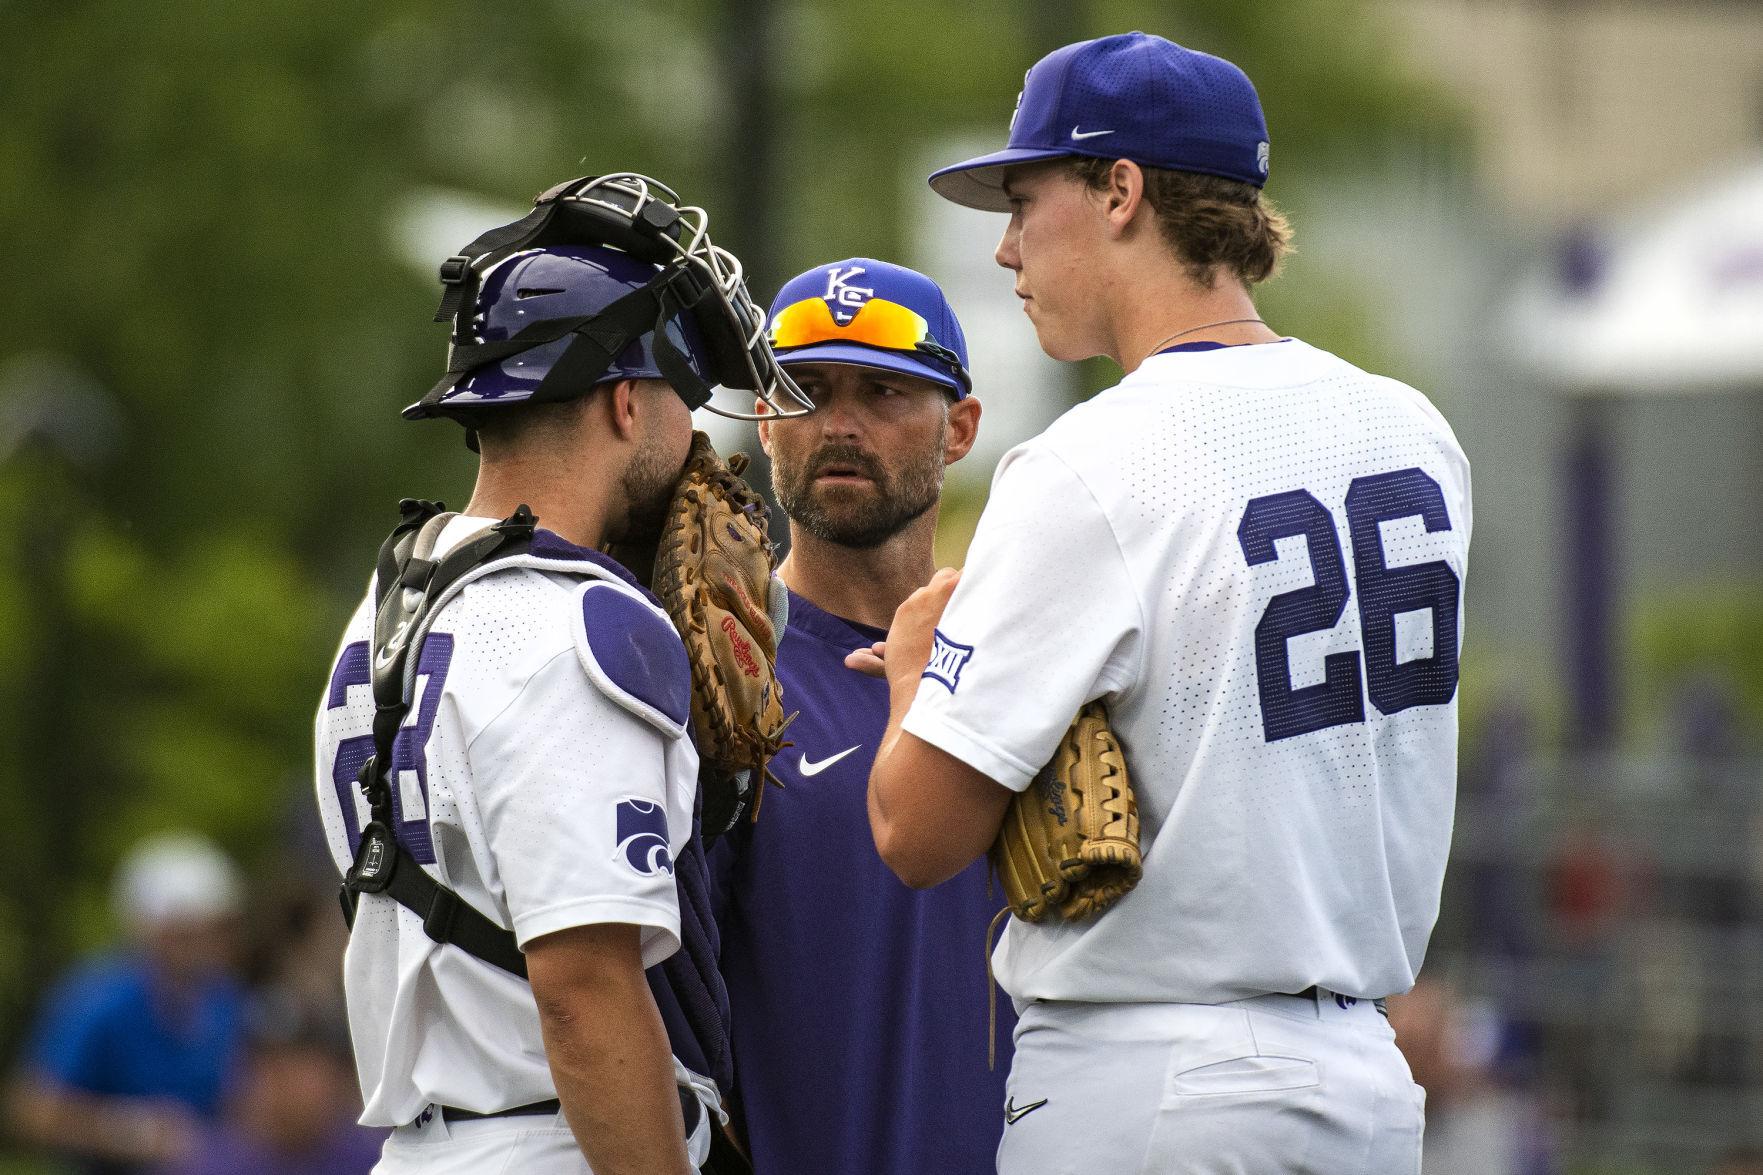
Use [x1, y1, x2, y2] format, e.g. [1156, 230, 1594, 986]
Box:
[904, 339, 1470, 1005]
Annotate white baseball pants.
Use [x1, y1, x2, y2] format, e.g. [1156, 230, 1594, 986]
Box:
[372, 1066, 717, 1174]
[995, 990, 1425, 1174]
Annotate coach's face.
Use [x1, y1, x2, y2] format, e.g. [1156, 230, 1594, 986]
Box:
[996, 163, 1111, 362]
[759, 361, 978, 550]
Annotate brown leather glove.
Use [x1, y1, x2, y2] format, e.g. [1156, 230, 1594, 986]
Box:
[991, 701, 1142, 922]
[650, 432, 792, 837]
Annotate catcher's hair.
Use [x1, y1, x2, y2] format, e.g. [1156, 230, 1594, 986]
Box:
[450, 398, 587, 455]
[458, 378, 677, 455]
[1068, 157, 1292, 288]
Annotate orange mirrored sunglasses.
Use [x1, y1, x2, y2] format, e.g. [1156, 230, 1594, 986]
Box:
[767, 296, 970, 394]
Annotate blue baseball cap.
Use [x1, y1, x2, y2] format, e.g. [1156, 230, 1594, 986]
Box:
[929, 32, 1270, 212]
[766, 259, 972, 397]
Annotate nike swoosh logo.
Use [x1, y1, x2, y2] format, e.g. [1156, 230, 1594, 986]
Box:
[1070, 126, 1115, 140]
[375, 618, 412, 670]
[798, 745, 861, 777]
[1004, 1096, 1048, 1124]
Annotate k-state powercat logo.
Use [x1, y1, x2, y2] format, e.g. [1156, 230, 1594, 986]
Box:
[614, 798, 673, 876]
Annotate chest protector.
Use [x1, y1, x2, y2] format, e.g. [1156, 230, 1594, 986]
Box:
[338, 499, 733, 1093]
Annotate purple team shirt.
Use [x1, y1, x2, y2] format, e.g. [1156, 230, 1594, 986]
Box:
[710, 592, 1014, 1175]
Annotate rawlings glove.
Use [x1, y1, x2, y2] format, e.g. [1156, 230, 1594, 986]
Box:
[991, 701, 1142, 922]
[648, 432, 792, 838]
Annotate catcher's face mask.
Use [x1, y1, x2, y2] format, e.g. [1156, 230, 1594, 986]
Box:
[409, 173, 814, 424]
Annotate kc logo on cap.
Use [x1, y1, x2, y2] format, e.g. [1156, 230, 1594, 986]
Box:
[822, 265, 874, 320]
[929, 32, 1272, 212]
[767, 258, 974, 397]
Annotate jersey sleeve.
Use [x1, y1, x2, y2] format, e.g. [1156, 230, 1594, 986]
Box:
[467, 645, 685, 965]
[902, 443, 1144, 791]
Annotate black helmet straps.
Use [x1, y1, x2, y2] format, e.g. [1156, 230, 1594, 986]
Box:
[415, 173, 812, 423]
[418, 267, 716, 417]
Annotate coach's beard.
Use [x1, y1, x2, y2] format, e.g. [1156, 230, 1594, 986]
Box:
[775, 438, 943, 550]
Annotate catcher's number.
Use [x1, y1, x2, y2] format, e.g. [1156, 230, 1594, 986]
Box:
[325, 635, 453, 863]
[991, 701, 1142, 923]
[327, 433, 792, 858]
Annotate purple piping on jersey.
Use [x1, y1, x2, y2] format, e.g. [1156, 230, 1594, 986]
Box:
[580, 586, 692, 727]
[529, 529, 666, 611]
[1156, 338, 1295, 355]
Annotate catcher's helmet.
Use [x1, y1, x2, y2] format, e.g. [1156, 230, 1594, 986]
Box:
[414, 245, 713, 415]
[408, 173, 812, 423]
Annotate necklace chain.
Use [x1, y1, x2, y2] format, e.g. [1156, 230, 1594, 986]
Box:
[1142, 317, 1267, 359]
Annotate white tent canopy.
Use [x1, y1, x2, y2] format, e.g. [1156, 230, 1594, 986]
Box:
[1511, 161, 1763, 395]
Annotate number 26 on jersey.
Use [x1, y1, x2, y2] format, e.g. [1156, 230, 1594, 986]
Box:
[1238, 467, 1461, 743]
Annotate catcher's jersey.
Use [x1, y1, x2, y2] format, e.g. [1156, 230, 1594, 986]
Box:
[904, 339, 1471, 1005]
[313, 518, 699, 1127]
[710, 592, 1012, 1175]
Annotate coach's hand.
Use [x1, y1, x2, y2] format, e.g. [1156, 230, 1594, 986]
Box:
[844, 641, 886, 676]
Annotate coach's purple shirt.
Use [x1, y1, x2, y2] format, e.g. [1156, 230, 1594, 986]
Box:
[710, 591, 1014, 1175]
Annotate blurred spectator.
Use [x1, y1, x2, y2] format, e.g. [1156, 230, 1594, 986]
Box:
[160, 990, 380, 1175]
[4, 833, 246, 1174]
[1389, 976, 1556, 1175]
[1458, 698, 1539, 960]
[1667, 672, 1752, 930]
[1541, 812, 1635, 1121]
[1666, 674, 1758, 1087]
[237, 877, 348, 1013]
[1714, 1147, 1763, 1175]
[1544, 816, 1633, 949]
[1629, 918, 1705, 1079]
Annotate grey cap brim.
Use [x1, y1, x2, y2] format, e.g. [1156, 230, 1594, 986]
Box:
[927, 146, 1077, 211]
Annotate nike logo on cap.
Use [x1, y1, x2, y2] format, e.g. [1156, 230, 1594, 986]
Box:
[1004, 1096, 1048, 1124]
[799, 746, 862, 777]
[1070, 126, 1115, 140]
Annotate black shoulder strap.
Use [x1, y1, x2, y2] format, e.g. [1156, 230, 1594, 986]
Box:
[339, 503, 538, 979]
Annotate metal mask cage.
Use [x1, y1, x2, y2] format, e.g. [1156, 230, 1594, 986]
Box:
[519, 173, 813, 422]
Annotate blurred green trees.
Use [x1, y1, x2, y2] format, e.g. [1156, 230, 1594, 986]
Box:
[0, 0, 1454, 1053]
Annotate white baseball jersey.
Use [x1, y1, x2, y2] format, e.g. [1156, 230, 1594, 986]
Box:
[314, 516, 700, 1127]
[904, 339, 1471, 1005]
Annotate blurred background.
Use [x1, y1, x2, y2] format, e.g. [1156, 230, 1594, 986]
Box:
[2, 0, 1761, 1171]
